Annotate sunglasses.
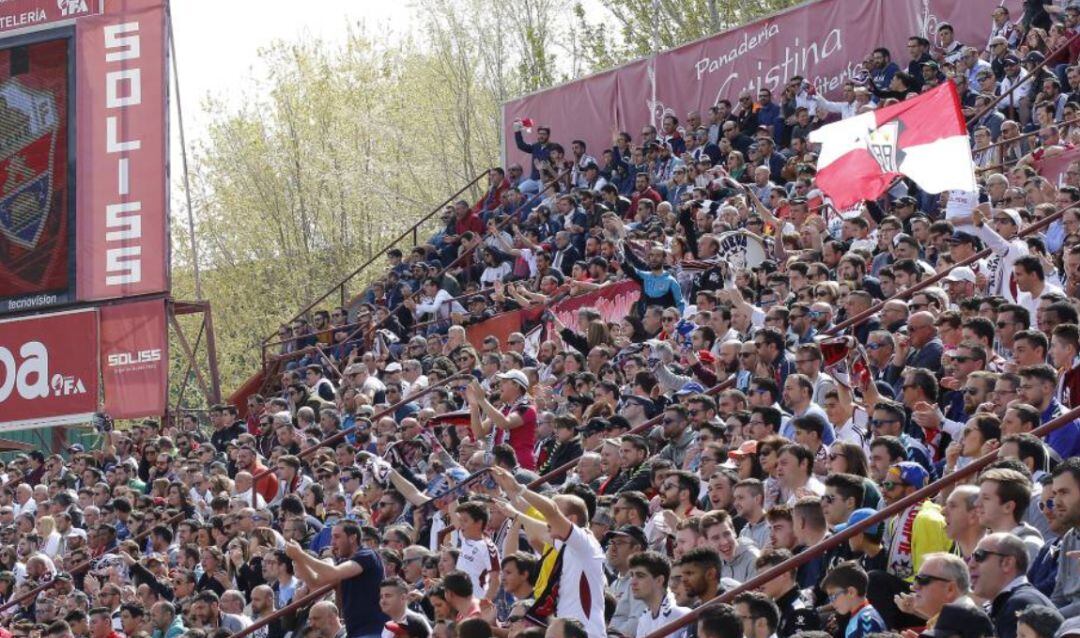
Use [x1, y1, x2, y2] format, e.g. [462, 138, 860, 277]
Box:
[913, 573, 950, 587]
[971, 548, 1009, 563]
[1039, 498, 1055, 511]
[870, 418, 898, 427]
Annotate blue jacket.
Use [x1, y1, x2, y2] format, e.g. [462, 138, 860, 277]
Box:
[1041, 398, 1080, 459]
[514, 131, 551, 180]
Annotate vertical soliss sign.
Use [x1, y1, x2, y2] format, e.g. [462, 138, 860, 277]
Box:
[76, 0, 168, 301]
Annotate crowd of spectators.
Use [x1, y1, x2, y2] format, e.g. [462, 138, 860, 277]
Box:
[5, 6, 1080, 638]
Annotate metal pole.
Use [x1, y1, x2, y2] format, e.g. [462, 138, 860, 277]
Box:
[167, 5, 203, 300]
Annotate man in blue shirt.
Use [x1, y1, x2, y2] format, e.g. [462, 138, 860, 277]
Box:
[1018, 364, 1080, 458]
[285, 520, 388, 638]
[621, 244, 684, 314]
[755, 87, 783, 145]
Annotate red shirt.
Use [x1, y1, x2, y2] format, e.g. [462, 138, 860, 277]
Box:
[498, 402, 538, 470]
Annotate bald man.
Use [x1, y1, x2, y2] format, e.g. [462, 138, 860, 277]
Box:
[885, 310, 944, 395]
[307, 601, 345, 638]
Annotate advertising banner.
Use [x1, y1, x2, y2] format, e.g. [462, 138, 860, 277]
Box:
[0, 0, 99, 35]
[1036, 147, 1080, 186]
[0, 308, 98, 431]
[100, 298, 167, 419]
[503, 0, 1018, 162]
[75, 0, 168, 301]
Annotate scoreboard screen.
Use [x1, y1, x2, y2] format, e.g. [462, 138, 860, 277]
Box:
[0, 35, 72, 314]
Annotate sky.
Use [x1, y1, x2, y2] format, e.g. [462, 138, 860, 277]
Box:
[168, 0, 415, 170]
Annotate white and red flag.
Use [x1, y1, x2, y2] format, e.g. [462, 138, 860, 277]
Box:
[809, 81, 976, 208]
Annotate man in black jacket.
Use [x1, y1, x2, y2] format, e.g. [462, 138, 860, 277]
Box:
[970, 532, 1053, 638]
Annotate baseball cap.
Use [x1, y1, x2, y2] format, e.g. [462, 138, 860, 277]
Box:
[997, 208, 1022, 226]
[66, 444, 84, 454]
[674, 382, 706, 397]
[383, 362, 402, 373]
[1024, 51, 1045, 64]
[604, 525, 648, 549]
[1003, 54, 1021, 66]
[948, 230, 978, 244]
[943, 266, 976, 284]
[889, 462, 929, 489]
[495, 369, 529, 390]
[834, 507, 882, 536]
[727, 440, 758, 460]
[919, 603, 995, 638]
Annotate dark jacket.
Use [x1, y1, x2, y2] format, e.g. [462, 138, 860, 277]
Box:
[538, 437, 584, 484]
[989, 580, 1053, 638]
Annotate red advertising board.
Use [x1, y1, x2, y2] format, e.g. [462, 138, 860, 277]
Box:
[0, 0, 100, 35]
[503, 0, 1018, 162]
[0, 308, 98, 431]
[75, 0, 168, 301]
[100, 298, 167, 419]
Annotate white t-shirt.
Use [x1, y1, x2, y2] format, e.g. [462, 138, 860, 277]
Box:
[635, 591, 691, 638]
[456, 535, 500, 596]
[556, 525, 607, 638]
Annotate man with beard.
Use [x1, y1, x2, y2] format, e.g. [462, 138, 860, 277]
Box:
[189, 591, 250, 634]
[673, 547, 724, 607]
[880, 463, 950, 582]
[623, 243, 684, 314]
[285, 519, 389, 638]
[244, 586, 284, 638]
[1050, 458, 1080, 615]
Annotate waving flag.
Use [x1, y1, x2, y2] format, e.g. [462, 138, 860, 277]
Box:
[809, 81, 976, 208]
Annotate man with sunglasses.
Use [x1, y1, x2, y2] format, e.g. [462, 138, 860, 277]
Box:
[968, 532, 1052, 638]
[881, 462, 950, 582]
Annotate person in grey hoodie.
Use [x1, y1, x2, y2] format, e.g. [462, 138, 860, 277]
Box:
[976, 468, 1044, 564]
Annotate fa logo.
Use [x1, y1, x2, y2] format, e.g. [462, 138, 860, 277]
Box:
[866, 121, 900, 173]
[57, 0, 89, 16]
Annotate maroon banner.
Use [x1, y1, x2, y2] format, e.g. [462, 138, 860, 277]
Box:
[464, 280, 642, 350]
[1036, 147, 1080, 186]
[0, 0, 100, 34]
[503, 0, 1018, 162]
[75, 0, 168, 301]
[0, 309, 98, 431]
[99, 298, 167, 419]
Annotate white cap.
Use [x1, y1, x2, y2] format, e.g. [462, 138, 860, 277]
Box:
[384, 362, 402, 373]
[943, 266, 976, 284]
[495, 369, 530, 390]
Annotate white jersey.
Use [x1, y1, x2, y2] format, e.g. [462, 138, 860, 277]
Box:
[457, 535, 500, 596]
[635, 591, 691, 638]
[975, 223, 1028, 304]
[555, 525, 607, 638]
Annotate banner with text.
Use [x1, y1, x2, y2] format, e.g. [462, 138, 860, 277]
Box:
[100, 298, 167, 419]
[75, 0, 169, 301]
[503, 0, 1017, 162]
[0, 0, 100, 34]
[0, 309, 98, 432]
